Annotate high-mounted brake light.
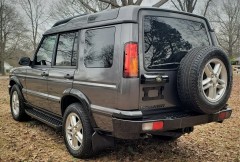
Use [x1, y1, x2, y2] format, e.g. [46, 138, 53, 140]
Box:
[123, 42, 139, 78]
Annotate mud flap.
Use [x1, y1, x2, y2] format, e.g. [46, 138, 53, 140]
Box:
[92, 132, 114, 152]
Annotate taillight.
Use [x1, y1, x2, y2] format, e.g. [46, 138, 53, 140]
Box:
[218, 112, 227, 120]
[218, 111, 231, 120]
[123, 42, 139, 78]
[142, 121, 164, 131]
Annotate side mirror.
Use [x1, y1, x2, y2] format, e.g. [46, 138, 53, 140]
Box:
[19, 57, 31, 66]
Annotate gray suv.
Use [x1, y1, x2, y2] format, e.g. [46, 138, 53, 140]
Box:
[8, 6, 233, 158]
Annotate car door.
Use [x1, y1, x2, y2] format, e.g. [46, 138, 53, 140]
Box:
[73, 26, 118, 109]
[47, 32, 78, 115]
[25, 35, 57, 110]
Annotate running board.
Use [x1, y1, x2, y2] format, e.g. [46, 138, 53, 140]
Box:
[25, 108, 62, 131]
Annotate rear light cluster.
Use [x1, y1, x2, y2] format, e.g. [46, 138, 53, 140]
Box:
[123, 42, 139, 78]
[218, 111, 231, 120]
[142, 121, 164, 131]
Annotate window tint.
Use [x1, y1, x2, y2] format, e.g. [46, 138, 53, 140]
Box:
[144, 16, 210, 69]
[55, 32, 78, 66]
[72, 33, 78, 66]
[84, 27, 115, 68]
[35, 35, 57, 66]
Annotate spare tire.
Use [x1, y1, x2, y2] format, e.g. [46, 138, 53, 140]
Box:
[177, 46, 232, 114]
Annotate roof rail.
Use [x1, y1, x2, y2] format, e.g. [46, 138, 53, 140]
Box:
[52, 14, 87, 27]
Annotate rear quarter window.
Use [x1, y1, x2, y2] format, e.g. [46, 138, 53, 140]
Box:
[84, 27, 115, 68]
[144, 16, 210, 69]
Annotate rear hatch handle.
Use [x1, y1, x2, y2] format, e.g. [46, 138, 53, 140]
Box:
[141, 74, 169, 84]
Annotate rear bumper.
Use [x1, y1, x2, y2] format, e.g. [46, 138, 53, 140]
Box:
[111, 107, 232, 139]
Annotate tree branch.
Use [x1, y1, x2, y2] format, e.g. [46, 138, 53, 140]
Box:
[152, 0, 169, 7]
[193, 0, 198, 10]
[203, 0, 213, 17]
[128, 0, 133, 5]
[176, 0, 185, 11]
[171, 0, 180, 10]
[121, 0, 127, 6]
[75, 0, 97, 12]
[98, 0, 120, 7]
[134, 0, 143, 5]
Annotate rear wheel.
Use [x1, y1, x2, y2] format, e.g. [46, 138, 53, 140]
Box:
[63, 103, 93, 158]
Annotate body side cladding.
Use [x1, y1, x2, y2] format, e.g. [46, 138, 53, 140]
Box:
[61, 88, 97, 128]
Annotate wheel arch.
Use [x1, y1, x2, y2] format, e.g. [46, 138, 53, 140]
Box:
[61, 88, 97, 128]
[9, 76, 23, 94]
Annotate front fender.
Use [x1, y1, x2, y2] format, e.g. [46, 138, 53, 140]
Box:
[9, 76, 23, 89]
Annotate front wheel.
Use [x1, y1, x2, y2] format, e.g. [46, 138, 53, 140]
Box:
[63, 103, 93, 158]
[10, 85, 29, 121]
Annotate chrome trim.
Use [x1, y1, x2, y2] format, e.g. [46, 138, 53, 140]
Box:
[26, 89, 48, 99]
[143, 74, 158, 79]
[74, 81, 117, 89]
[91, 104, 142, 118]
[48, 95, 61, 102]
[23, 88, 60, 101]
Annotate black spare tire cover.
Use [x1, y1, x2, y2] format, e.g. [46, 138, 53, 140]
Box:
[177, 46, 232, 114]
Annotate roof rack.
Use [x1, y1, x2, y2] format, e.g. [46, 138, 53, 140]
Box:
[52, 14, 87, 27]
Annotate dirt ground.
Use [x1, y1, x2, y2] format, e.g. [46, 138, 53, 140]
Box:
[0, 75, 239, 162]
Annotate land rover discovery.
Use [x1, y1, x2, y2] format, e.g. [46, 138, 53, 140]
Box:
[8, 6, 232, 158]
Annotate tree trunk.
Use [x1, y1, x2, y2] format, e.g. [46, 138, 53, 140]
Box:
[228, 45, 233, 58]
[0, 60, 5, 75]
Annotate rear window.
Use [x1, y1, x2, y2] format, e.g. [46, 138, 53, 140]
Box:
[144, 16, 210, 69]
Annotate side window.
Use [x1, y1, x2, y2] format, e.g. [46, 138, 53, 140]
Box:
[35, 35, 57, 66]
[55, 32, 78, 66]
[84, 27, 115, 68]
[144, 16, 210, 69]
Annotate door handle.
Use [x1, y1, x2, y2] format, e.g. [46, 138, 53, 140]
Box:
[64, 74, 74, 79]
[41, 71, 49, 77]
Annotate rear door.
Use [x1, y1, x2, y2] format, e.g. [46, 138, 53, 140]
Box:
[73, 26, 118, 109]
[138, 10, 211, 110]
[47, 31, 78, 115]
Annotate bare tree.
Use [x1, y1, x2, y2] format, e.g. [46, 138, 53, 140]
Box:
[51, 0, 170, 20]
[203, 0, 213, 17]
[170, 0, 213, 15]
[19, 0, 48, 51]
[0, 0, 27, 75]
[170, 0, 198, 13]
[50, 0, 109, 20]
[210, 0, 240, 58]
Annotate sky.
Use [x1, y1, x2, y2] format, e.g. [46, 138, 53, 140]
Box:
[15, 0, 208, 37]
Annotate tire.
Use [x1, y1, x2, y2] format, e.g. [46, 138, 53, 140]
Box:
[177, 46, 232, 114]
[63, 103, 93, 158]
[10, 84, 29, 121]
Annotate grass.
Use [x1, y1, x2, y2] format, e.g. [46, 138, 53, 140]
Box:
[0, 75, 239, 161]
